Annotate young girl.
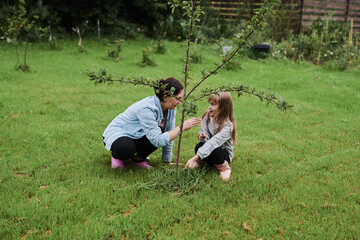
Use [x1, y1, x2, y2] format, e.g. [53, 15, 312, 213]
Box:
[185, 92, 237, 181]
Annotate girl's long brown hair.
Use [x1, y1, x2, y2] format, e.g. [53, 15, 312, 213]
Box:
[202, 92, 237, 145]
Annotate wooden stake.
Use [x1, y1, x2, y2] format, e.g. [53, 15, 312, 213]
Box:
[97, 20, 101, 40]
[317, 32, 323, 66]
[349, 18, 353, 46]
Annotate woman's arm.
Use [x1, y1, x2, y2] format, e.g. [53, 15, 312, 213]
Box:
[161, 110, 176, 162]
[138, 107, 171, 148]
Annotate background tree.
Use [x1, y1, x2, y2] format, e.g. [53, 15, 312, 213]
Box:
[0, 0, 45, 71]
[0, 0, 171, 39]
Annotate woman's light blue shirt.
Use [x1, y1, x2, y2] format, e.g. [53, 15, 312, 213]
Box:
[103, 95, 176, 162]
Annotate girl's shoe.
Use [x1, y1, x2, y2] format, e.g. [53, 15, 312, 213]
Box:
[111, 157, 124, 169]
[130, 160, 152, 169]
[214, 161, 231, 181]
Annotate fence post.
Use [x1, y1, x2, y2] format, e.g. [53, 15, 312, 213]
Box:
[299, 0, 304, 33]
[345, 0, 350, 23]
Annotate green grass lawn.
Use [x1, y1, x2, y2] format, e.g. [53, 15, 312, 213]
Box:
[0, 38, 359, 239]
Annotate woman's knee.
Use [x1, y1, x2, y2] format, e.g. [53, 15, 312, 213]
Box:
[133, 136, 158, 159]
[111, 137, 136, 160]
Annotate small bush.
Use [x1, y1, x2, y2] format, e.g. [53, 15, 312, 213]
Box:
[155, 39, 166, 54]
[189, 45, 202, 64]
[15, 63, 31, 72]
[223, 54, 242, 71]
[141, 47, 155, 67]
[108, 40, 123, 62]
[271, 16, 360, 70]
[240, 46, 270, 60]
[220, 43, 242, 71]
[261, 0, 299, 42]
[48, 36, 62, 50]
[335, 55, 350, 71]
[78, 45, 87, 53]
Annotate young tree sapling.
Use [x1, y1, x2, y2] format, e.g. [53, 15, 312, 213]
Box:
[87, 0, 293, 177]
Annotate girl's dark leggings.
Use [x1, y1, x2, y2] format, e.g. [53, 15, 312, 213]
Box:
[195, 142, 230, 165]
[110, 136, 157, 162]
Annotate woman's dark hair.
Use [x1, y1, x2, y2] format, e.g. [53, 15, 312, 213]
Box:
[155, 77, 183, 102]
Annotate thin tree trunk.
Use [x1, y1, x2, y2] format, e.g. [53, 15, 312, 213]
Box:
[15, 46, 20, 66]
[24, 43, 28, 67]
[78, 34, 82, 46]
[345, 0, 350, 23]
[175, 0, 196, 178]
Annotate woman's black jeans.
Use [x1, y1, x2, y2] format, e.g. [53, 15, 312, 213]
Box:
[110, 136, 157, 162]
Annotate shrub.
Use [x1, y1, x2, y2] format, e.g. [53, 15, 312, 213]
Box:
[0, 0, 46, 72]
[48, 36, 62, 50]
[189, 45, 202, 64]
[108, 40, 123, 61]
[223, 54, 242, 71]
[155, 39, 166, 54]
[261, 0, 299, 42]
[157, 14, 188, 40]
[141, 47, 155, 67]
[271, 16, 360, 70]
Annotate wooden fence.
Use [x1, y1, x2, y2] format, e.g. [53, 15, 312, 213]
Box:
[207, 0, 360, 32]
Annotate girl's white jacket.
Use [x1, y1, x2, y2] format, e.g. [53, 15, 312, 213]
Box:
[197, 117, 234, 161]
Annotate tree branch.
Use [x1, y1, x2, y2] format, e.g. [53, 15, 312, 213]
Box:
[191, 85, 293, 112]
[186, 0, 279, 99]
[86, 68, 159, 88]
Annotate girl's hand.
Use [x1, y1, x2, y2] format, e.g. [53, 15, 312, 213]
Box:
[198, 132, 206, 140]
[182, 117, 201, 131]
[184, 155, 200, 169]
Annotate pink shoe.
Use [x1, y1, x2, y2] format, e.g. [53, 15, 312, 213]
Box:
[130, 160, 152, 169]
[214, 161, 231, 181]
[111, 156, 124, 169]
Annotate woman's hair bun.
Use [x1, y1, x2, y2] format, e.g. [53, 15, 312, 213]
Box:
[155, 77, 183, 102]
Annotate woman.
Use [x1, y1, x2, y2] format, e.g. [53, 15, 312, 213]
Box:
[103, 77, 201, 169]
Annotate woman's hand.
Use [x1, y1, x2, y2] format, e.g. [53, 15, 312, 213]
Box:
[184, 155, 200, 169]
[169, 117, 201, 142]
[198, 132, 206, 140]
[182, 117, 201, 131]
